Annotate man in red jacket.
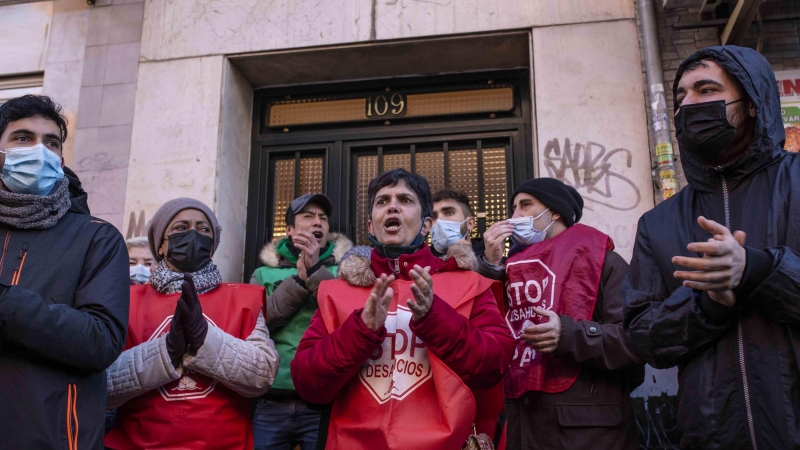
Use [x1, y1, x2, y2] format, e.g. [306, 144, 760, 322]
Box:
[291, 169, 514, 450]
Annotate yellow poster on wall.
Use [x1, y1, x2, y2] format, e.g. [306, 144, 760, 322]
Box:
[776, 69, 800, 152]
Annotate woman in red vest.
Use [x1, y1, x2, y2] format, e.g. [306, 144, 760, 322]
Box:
[104, 198, 279, 450]
[291, 169, 515, 450]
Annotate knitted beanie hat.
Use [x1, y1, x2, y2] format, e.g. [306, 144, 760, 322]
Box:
[510, 178, 584, 227]
[147, 198, 221, 261]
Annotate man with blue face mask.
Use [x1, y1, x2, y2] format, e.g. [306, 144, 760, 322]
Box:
[431, 189, 483, 258]
[480, 177, 643, 450]
[0, 95, 130, 449]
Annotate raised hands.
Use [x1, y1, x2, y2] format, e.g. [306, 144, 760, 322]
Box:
[180, 273, 209, 352]
[293, 231, 321, 281]
[165, 297, 189, 368]
[407, 265, 433, 321]
[164, 274, 209, 366]
[484, 220, 514, 266]
[361, 274, 396, 332]
[672, 216, 747, 307]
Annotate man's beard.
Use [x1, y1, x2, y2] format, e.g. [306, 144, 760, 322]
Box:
[710, 104, 756, 168]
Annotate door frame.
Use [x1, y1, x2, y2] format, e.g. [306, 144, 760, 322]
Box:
[245, 69, 533, 280]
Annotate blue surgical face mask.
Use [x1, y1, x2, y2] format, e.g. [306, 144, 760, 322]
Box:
[508, 208, 554, 247]
[430, 218, 469, 253]
[129, 264, 150, 284]
[0, 143, 64, 196]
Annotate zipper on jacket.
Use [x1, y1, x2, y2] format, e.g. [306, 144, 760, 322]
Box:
[392, 258, 400, 274]
[720, 174, 758, 450]
[11, 247, 28, 286]
[738, 321, 757, 450]
[67, 383, 79, 450]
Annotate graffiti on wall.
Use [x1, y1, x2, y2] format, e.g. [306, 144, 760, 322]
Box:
[543, 137, 679, 448]
[542, 138, 641, 212]
[541, 137, 645, 257]
[126, 210, 147, 239]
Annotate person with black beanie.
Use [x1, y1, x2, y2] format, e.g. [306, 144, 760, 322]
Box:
[478, 178, 583, 278]
[480, 177, 643, 450]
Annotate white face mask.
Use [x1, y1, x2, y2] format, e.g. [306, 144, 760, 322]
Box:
[129, 264, 150, 284]
[430, 218, 470, 253]
[508, 208, 554, 247]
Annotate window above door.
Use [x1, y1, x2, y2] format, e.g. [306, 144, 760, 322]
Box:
[245, 70, 533, 280]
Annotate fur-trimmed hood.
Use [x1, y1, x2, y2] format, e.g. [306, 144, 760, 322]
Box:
[259, 232, 353, 268]
[338, 241, 479, 287]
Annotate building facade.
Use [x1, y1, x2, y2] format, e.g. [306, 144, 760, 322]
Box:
[3, 0, 799, 448]
[1, 0, 657, 280]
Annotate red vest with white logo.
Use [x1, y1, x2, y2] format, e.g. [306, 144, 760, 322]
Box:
[503, 224, 612, 398]
[318, 271, 499, 450]
[104, 283, 264, 450]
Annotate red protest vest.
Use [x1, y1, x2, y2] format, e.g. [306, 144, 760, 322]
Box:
[503, 224, 612, 398]
[317, 271, 498, 450]
[104, 283, 264, 450]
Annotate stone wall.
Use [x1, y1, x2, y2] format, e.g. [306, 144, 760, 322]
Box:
[123, 0, 653, 278]
[533, 20, 654, 259]
[72, 0, 145, 230]
[0, 0, 91, 166]
[1, 0, 659, 278]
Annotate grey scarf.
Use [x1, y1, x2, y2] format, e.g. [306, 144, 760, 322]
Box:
[0, 178, 71, 230]
[150, 259, 222, 295]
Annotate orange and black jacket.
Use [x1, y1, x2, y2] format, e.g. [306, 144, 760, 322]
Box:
[0, 198, 129, 450]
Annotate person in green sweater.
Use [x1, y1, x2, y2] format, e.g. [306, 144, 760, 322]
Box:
[250, 193, 353, 450]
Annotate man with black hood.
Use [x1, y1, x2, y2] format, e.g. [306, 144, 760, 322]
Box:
[624, 46, 800, 448]
[0, 95, 129, 449]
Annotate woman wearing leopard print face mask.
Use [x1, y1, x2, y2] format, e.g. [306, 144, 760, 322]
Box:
[104, 198, 279, 450]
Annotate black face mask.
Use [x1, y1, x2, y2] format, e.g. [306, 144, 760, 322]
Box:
[675, 99, 743, 165]
[166, 230, 214, 273]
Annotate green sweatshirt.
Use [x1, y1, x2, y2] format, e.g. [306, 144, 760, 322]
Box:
[253, 238, 338, 390]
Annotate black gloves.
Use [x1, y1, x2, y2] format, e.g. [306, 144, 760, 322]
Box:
[180, 273, 208, 353]
[165, 274, 209, 368]
[165, 299, 188, 368]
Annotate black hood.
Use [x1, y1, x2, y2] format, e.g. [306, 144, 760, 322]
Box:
[673, 46, 786, 192]
[63, 166, 90, 215]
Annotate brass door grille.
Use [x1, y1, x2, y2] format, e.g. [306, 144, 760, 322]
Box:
[351, 139, 510, 245]
[270, 154, 325, 240]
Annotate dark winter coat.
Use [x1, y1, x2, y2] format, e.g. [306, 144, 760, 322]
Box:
[506, 250, 643, 450]
[0, 204, 130, 449]
[64, 166, 90, 215]
[624, 46, 800, 449]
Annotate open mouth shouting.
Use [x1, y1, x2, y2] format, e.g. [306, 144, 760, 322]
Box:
[311, 230, 324, 242]
[383, 217, 402, 234]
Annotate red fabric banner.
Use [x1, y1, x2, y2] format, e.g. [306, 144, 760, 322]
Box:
[317, 272, 496, 450]
[503, 224, 612, 398]
[105, 283, 263, 450]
